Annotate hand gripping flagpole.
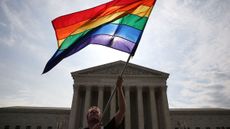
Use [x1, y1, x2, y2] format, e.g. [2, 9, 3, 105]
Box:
[100, 54, 132, 123]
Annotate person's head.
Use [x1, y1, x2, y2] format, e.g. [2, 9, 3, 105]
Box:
[87, 106, 101, 124]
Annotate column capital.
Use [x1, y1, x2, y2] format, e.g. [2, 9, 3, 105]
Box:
[124, 86, 129, 91]
[161, 85, 168, 90]
[137, 86, 143, 90]
[85, 86, 92, 90]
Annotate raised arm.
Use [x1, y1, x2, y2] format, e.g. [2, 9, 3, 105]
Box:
[115, 76, 126, 127]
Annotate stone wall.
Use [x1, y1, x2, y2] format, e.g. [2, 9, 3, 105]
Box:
[1, 107, 230, 129]
[0, 107, 70, 129]
[170, 108, 230, 129]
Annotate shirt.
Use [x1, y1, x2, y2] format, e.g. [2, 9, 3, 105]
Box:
[83, 117, 118, 129]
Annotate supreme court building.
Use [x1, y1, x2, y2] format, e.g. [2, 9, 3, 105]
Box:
[0, 61, 230, 129]
[68, 61, 171, 129]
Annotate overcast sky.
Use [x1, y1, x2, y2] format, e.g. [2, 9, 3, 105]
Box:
[0, 0, 229, 108]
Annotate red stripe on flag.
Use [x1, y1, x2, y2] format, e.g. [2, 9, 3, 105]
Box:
[52, 0, 153, 29]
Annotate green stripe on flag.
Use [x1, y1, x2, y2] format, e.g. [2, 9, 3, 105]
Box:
[111, 14, 148, 30]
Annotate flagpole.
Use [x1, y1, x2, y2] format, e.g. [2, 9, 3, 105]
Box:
[100, 54, 132, 123]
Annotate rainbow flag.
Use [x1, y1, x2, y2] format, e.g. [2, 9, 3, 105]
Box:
[43, 0, 156, 73]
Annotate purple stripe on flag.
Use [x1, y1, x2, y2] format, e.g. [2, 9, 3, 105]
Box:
[88, 34, 136, 53]
[64, 34, 136, 58]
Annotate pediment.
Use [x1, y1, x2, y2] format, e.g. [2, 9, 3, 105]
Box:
[71, 61, 169, 77]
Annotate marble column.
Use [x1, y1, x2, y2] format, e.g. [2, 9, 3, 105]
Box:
[125, 87, 131, 129]
[160, 86, 171, 129]
[98, 87, 104, 110]
[137, 87, 144, 129]
[83, 86, 91, 127]
[110, 87, 116, 119]
[68, 85, 79, 129]
[150, 87, 159, 129]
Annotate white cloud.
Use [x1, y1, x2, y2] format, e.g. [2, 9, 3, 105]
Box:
[145, 0, 230, 108]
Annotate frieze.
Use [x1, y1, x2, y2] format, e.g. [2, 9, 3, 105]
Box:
[73, 61, 166, 76]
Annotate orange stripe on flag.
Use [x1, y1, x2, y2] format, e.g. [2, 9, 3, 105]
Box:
[55, 4, 152, 40]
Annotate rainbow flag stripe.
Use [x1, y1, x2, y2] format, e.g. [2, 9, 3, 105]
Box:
[43, 0, 156, 73]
